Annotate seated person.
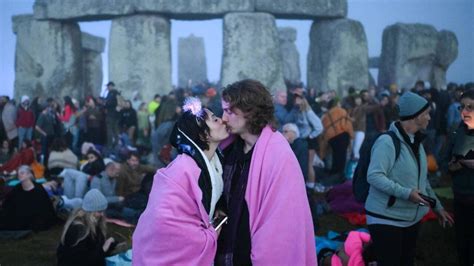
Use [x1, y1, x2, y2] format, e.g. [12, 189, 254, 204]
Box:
[0, 139, 13, 165]
[90, 159, 123, 205]
[115, 152, 155, 197]
[57, 189, 117, 265]
[48, 138, 78, 176]
[0, 165, 56, 231]
[319, 231, 376, 266]
[59, 149, 106, 199]
[0, 140, 35, 175]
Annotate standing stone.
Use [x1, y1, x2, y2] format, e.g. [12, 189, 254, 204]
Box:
[255, 0, 347, 19]
[378, 23, 458, 90]
[178, 34, 207, 88]
[81, 32, 105, 97]
[221, 12, 285, 92]
[307, 19, 368, 95]
[278, 27, 301, 85]
[433, 30, 458, 89]
[109, 15, 171, 100]
[12, 15, 83, 100]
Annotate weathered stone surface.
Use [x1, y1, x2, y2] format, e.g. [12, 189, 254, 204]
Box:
[81, 33, 104, 97]
[33, 0, 254, 21]
[433, 30, 458, 88]
[33, 0, 347, 21]
[109, 15, 171, 100]
[81, 32, 105, 53]
[81, 32, 104, 96]
[378, 23, 458, 90]
[256, 0, 347, 19]
[12, 15, 83, 100]
[178, 34, 207, 88]
[307, 19, 368, 95]
[221, 13, 285, 92]
[278, 27, 301, 84]
[82, 50, 102, 97]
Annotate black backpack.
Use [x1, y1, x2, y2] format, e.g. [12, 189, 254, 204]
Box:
[352, 131, 401, 203]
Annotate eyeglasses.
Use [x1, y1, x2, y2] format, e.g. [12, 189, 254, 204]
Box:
[458, 104, 474, 112]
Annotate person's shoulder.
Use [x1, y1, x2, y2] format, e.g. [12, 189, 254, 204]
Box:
[161, 154, 200, 177]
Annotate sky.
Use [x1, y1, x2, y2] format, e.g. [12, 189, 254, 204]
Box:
[1, 0, 473, 98]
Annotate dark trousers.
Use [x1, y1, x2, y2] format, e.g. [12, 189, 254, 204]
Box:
[328, 132, 350, 175]
[368, 222, 420, 266]
[454, 199, 474, 266]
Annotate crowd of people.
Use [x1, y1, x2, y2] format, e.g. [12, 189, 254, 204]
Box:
[0, 78, 473, 265]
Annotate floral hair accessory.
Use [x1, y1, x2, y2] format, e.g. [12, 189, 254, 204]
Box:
[183, 97, 204, 118]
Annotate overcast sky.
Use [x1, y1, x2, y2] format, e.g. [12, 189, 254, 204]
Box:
[1, 0, 473, 98]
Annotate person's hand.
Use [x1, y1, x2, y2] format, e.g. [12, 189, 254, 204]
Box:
[436, 209, 454, 228]
[118, 196, 125, 202]
[408, 189, 429, 205]
[448, 159, 463, 172]
[102, 237, 115, 252]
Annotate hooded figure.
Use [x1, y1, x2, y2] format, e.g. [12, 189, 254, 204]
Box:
[133, 97, 229, 265]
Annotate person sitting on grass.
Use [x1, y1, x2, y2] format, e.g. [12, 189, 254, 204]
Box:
[0, 165, 56, 231]
[57, 189, 116, 266]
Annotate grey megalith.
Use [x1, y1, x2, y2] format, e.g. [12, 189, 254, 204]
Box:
[109, 14, 172, 100]
[221, 12, 286, 93]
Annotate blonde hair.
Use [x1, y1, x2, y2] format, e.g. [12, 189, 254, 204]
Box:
[60, 208, 106, 247]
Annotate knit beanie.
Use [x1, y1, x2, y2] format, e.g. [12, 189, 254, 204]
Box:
[82, 189, 108, 212]
[21, 95, 30, 103]
[397, 92, 429, 120]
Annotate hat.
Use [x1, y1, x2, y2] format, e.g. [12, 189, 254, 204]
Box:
[21, 95, 30, 103]
[82, 189, 108, 212]
[398, 92, 429, 120]
[103, 158, 115, 167]
[106, 81, 115, 87]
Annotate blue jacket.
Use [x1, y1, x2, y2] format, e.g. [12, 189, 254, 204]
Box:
[365, 122, 444, 222]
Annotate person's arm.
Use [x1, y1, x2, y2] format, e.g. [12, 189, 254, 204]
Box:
[306, 110, 323, 138]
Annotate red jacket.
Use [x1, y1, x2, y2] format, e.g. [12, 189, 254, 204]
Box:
[16, 106, 35, 128]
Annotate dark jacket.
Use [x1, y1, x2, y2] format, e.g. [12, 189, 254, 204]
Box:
[57, 224, 108, 266]
[0, 182, 56, 231]
[447, 122, 474, 196]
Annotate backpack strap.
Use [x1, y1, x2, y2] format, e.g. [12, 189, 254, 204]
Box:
[385, 131, 401, 161]
[383, 131, 401, 208]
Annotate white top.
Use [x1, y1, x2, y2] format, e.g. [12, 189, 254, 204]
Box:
[179, 129, 223, 221]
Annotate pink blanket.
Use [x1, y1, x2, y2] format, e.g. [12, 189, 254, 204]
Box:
[132, 154, 217, 265]
[245, 126, 317, 265]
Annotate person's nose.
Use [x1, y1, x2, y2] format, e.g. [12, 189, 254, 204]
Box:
[222, 113, 228, 122]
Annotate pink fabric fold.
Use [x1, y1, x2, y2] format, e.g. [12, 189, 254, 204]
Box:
[132, 154, 217, 265]
[331, 231, 371, 266]
[246, 126, 317, 265]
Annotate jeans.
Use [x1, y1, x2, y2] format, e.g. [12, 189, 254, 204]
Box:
[60, 169, 89, 199]
[18, 127, 33, 149]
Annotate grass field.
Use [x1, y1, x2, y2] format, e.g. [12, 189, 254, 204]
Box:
[0, 192, 458, 265]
